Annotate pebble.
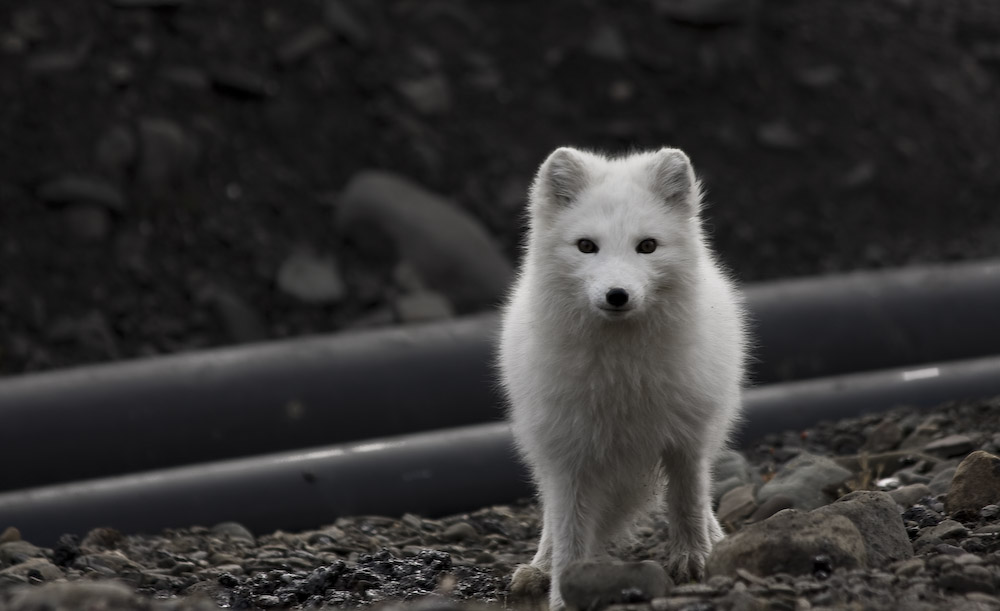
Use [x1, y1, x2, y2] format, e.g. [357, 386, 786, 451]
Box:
[560, 560, 672, 610]
[586, 25, 628, 62]
[337, 171, 512, 311]
[812, 491, 913, 566]
[861, 419, 903, 452]
[276, 250, 346, 304]
[37, 175, 126, 210]
[441, 522, 478, 543]
[923, 434, 975, 458]
[712, 449, 755, 503]
[748, 493, 794, 522]
[888, 483, 932, 508]
[396, 74, 452, 115]
[276, 26, 331, 66]
[928, 465, 958, 496]
[717, 483, 757, 525]
[756, 453, 852, 511]
[137, 117, 199, 188]
[946, 450, 1000, 516]
[0, 527, 21, 544]
[756, 121, 804, 150]
[211, 522, 256, 544]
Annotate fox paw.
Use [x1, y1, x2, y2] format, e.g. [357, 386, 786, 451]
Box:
[664, 548, 709, 584]
[509, 563, 551, 600]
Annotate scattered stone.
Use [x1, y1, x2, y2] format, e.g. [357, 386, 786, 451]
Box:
[717, 484, 757, 526]
[929, 465, 959, 496]
[337, 171, 512, 311]
[862, 419, 902, 452]
[324, 0, 370, 47]
[276, 26, 331, 66]
[0, 541, 45, 566]
[5, 581, 140, 610]
[652, 0, 753, 25]
[392, 291, 454, 323]
[0, 557, 64, 582]
[586, 25, 628, 62]
[923, 434, 976, 458]
[211, 522, 256, 544]
[706, 510, 867, 577]
[892, 557, 925, 577]
[37, 175, 126, 210]
[747, 493, 794, 523]
[916, 520, 969, 547]
[756, 453, 852, 511]
[0, 527, 21, 544]
[210, 65, 279, 99]
[442, 522, 478, 543]
[276, 250, 346, 304]
[756, 121, 804, 150]
[812, 491, 913, 566]
[396, 74, 452, 115]
[889, 483, 932, 508]
[137, 117, 199, 188]
[712, 449, 754, 503]
[561, 560, 672, 610]
[946, 451, 1000, 516]
[937, 567, 996, 594]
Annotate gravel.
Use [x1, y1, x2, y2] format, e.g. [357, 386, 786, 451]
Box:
[4, 395, 1000, 610]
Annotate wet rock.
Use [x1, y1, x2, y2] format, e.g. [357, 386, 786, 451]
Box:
[889, 483, 932, 508]
[324, 0, 370, 47]
[756, 453, 852, 511]
[923, 434, 975, 458]
[652, 0, 753, 25]
[392, 291, 454, 323]
[396, 74, 452, 115]
[337, 171, 512, 311]
[37, 175, 126, 210]
[137, 118, 199, 188]
[212, 522, 256, 544]
[706, 510, 867, 577]
[210, 65, 279, 99]
[717, 484, 757, 526]
[813, 491, 913, 566]
[946, 450, 1000, 516]
[276, 26, 331, 66]
[277, 250, 346, 304]
[561, 560, 672, 610]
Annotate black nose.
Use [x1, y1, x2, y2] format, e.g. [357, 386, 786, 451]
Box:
[606, 288, 629, 307]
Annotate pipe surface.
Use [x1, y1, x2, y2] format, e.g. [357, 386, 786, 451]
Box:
[3, 354, 999, 547]
[1, 260, 999, 491]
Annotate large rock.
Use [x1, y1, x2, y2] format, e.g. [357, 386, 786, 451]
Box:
[756, 452, 852, 510]
[813, 491, 913, 566]
[560, 560, 671, 610]
[337, 171, 512, 311]
[705, 509, 867, 578]
[946, 450, 1000, 516]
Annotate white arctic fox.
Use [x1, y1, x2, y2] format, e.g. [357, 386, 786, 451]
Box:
[498, 147, 747, 608]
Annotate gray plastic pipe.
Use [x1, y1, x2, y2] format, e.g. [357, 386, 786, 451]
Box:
[2, 354, 999, 547]
[0, 259, 999, 492]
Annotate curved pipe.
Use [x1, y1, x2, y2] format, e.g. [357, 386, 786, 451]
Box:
[1, 260, 999, 492]
[3, 354, 1000, 547]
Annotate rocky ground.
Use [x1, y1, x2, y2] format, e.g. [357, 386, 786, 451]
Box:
[3, 0, 1000, 375]
[4, 395, 1000, 610]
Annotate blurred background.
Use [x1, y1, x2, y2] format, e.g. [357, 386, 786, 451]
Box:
[1, 0, 999, 376]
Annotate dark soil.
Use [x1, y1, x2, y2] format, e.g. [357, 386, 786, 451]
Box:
[2, 0, 1000, 375]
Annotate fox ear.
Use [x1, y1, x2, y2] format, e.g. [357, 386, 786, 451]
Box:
[649, 148, 699, 211]
[532, 147, 591, 209]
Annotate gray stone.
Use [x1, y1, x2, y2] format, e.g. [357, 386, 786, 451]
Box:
[862, 419, 903, 453]
[0, 541, 45, 567]
[712, 450, 754, 503]
[37, 175, 126, 210]
[277, 250, 346, 304]
[396, 74, 452, 115]
[706, 509, 867, 577]
[937, 567, 996, 594]
[923, 434, 975, 458]
[76, 551, 142, 576]
[212, 521, 256, 544]
[442, 522, 478, 543]
[756, 453, 852, 510]
[561, 560, 672, 610]
[747, 494, 793, 523]
[0, 558, 64, 582]
[586, 25, 628, 62]
[929, 466, 958, 496]
[916, 519, 968, 547]
[945, 450, 1000, 516]
[717, 483, 757, 526]
[393, 291, 454, 323]
[889, 483, 932, 508]
[137, 118, 199, 188]
[6, 581, 139, 611]
[652, 0, 753, 25]
[813, 491, 913, 566]
[337, 171, 512, 311]
[324, 0, 370, 47]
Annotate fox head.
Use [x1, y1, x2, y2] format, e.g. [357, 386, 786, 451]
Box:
[525, 147, 706, 321]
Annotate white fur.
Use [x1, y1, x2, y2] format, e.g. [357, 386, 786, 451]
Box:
[498, 147, 747, 609]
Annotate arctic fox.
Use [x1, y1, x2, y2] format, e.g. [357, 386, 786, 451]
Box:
[498, 147, 746, 609]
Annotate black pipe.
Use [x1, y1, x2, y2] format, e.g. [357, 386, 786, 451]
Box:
[1, 260, 999, 492]
[3, 354, 1000, 547]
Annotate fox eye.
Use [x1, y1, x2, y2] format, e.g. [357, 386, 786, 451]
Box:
[636, 239, 657, 254]
[577, 239, 598, 254]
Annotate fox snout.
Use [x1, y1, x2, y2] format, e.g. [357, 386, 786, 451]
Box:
[605, 287, 629, 308]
